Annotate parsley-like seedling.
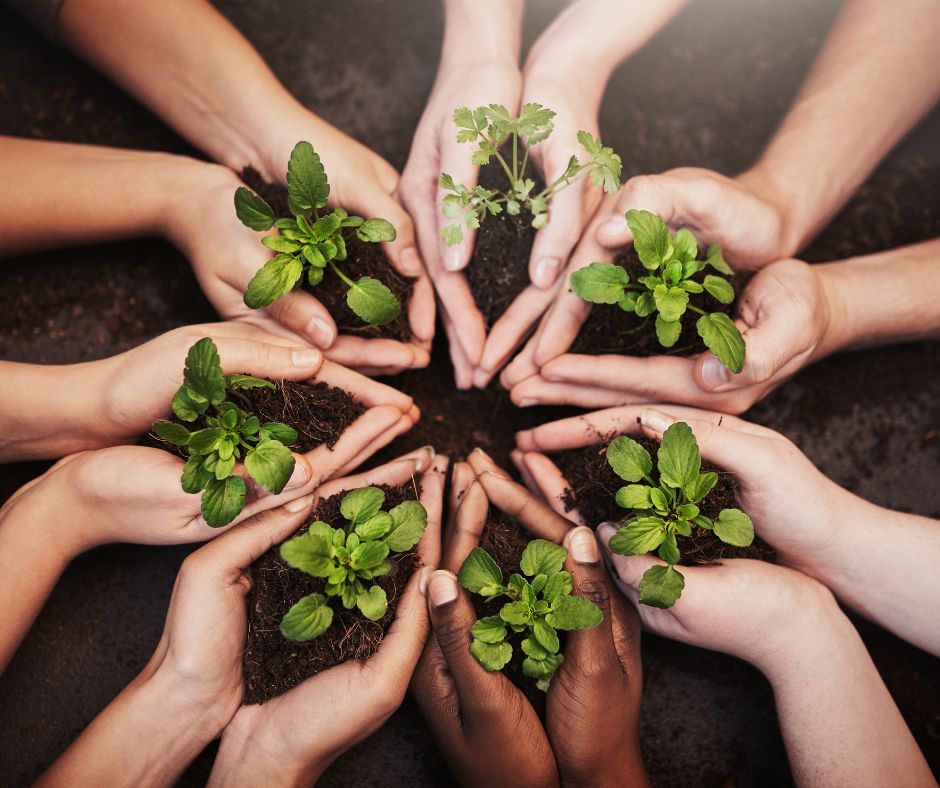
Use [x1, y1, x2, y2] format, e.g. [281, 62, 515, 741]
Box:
[234, 141, 401, 325]
[457, 538, 602, 691]
[606, 422, 754, 608]
[278, 487, 428, 641]
[439, 104, 622, 245]
[569, 209, 745, 372]
[152, 338, 298, 528]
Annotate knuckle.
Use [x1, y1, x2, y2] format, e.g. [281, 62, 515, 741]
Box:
[575, 577, 611, 610]
[621, 174, 659, 204]
[434, 616, 471, 653]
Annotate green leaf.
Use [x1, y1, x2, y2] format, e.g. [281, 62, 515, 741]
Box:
[606, 435, 653, 483]
[653, 284, 689, 322]
[458, 547, 503, 593]
[261, 235, 302, 254]
[609, 516, 667, 556]
[181, 454, 208, 494]
[714, 508, 755, 547]
[499, 600, 532, 626]
[280, 593, 333, 641]
[355, 512, 393, 541]
[703, 275, 735, 304]
[225, 373, 275, 391]
[189, 426, 224, 455]
[658, 422, 701, 490]
[441, 223, 463, 247]
[244, 254, 304, 309]
[638, 565, 685, 608]
[471, 616, 507, 644]
[649, 487, 669, 512]
[356, 218, 397, 243]
[533, 620, 560, 654]
[655, 314, 682, 348]
[523, 653, 565, 688]
[346, 276, 401, 326]
[233, 187, 275, 231]
[302, 243, 326, 268]
[546, 594, 603, 631]
[356, 585, 388, 621]
[259, 422, 298, 445]
[672, 228, 699, 263]
[287, 141, 329, 214]
[569, 262, 629, 304]
[658, 531, 680, 564]
[615, 484, 654, 510]
[244, 439, 295, 494]
[627, 209, 671, 270]
[706, 244, 734, 275]
[310, 213, 341, 242]
[171, 384, 207, 422]
[520, 539, 567, 578]
[153, 420, 191, 446]
[214, 454, 236, 480]
[696, 312, 746, 373]
[181, 337, 226, 406]
[618, 291, 638, 313]
[542, 571, 573, 604]
[471, 639, 513, 672]
[350, 540, 390, 571]
[341, 487, 385, 524]
[280, 530, 334, 577]
[635, 292, 656, 317]
[521, 636, 549, 660]
[686, 471, 718, 503]
[201, 475, 246, 527]
[385, 500, 428, 552]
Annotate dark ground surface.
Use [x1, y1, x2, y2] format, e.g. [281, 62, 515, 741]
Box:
[0, 1, 939, 786]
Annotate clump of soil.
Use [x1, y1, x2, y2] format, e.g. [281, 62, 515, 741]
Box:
[553, 436, 773, 565]
[463, 165, 541, 329]
[569, 249, 750, 357]
[239, 167, 414, 342]
[243, 481, 423, 704]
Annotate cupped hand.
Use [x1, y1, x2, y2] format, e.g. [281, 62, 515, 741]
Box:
[506, 258, 834, 413]
[208, 451, 448, 786]
[410, 461, 559, 788]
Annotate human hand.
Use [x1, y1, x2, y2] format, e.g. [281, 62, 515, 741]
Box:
[505, 258, 836, 413]
[208, 450, 448, 787]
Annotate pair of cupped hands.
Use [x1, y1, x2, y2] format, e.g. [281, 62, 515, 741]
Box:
[169, 51, 826, 408]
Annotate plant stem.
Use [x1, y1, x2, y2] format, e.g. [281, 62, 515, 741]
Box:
[512, 131, 518, 183]
[491, 146, 515, 185]
[687, 305, 707, 316]
[327, 258, 355, 288]
[520, 146, 530, 181]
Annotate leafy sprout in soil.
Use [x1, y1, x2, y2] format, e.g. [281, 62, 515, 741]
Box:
[569, 209, 746, 372]
[439, 103, 622, 246]
[278, 486, 428, 641]
[607, 422, 755, 608]
[234, 140, 400, 325]
[458, 538, 602, 690]
[152, 337, 298, 528]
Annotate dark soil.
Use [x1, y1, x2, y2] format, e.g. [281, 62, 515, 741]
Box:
[239, 168, 414, 342]
[553, 436, 774, 565]
[463, 164, 541, 329]
[243, 481, 422, 704]
[569, 249, 750, 356]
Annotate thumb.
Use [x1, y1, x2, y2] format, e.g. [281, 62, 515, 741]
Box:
[263, 288, 339, 350]
[596, 523, 661, 599]
[436, 140, 479, 273]
[214, 336, 323, 381]
[361, 187, 425, 278]
[595, 173, 681, 248]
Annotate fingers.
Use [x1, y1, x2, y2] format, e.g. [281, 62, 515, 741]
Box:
[406, 274, 437, 348]
[527, 179, 590, 290]
[509, 373, 643, 410]
[516, 451, 584, 524]
[436, 142, 479, 273]
[596, 523, 661, 606]
[314, 446, 437, 500]
[264, 288, 338, 350]
[442, 309, 478, 389]
[311, 358, 414, 413]
[442, 479, 488, 573]
[446, 461, 476, 547]
[210, 337, 324, 381]
[515, 406, 645, 453]
[332, 409, 419, 478]
[361, 187, 426, 280]
[416, 453, 450, 567]
[500, 329, 541, 389]
[595, 173, 675, 249]
[324, 335, 424, 376]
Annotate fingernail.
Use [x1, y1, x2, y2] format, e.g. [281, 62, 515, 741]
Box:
[640, 408, 674, 434]
[418, 565, 434, 595]
[428, 571, 458, 607]
[305, 317, 335, 349]
[597, 522, 619, 542]
[414, 445, 436, 472]
[700, 357, 730, 391]
[534, 257, 561, 289]
[400, 247, 423, 276]
[519, 397, 538, 408]
[284, 493, 314, 513]
[444, 244, 464, 272]
[601, 215, 627, 237]
[285, 456, 309, 489]
[291, 348, 321, 367]
[567, 526, 599, 563]
[473, 447, 495, 464]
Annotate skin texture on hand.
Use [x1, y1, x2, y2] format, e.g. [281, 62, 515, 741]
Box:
[208, 450, 448, 787]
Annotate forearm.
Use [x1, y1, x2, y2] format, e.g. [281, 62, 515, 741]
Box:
[814, 237, 940, 358]
[741, 0, 940, 256]
[441, 0, 523, 69]
[0, 136, 211, 257]
[760, 600, 933, 787]
[210, 717, 321, 788]
[37, 669, 222, 788]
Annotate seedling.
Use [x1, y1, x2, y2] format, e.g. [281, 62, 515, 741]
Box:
[279, 487, 428, 641]
[234, 140, 401, 325]
[569, 209, 745, 372]
[439, 103, 622, 245]
[458, 539, 602, 690]
[606, 422, 754, 608]
[152, 338, 298, 528]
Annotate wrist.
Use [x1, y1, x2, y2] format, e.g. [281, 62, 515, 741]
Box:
[734, 166, 803, 259]
[812, 262, 855, 360]
[160, 159, 243, 250]
[441, 0, 523, 69]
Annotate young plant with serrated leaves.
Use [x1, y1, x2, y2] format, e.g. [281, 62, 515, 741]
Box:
[439, 103, 622, 245]
[457, 538, 602, 691]
[278, 486, 428, 641]
[569, 209, 746, 372]
[151, 338, 298, 528]
[606, 422, 755, 608]
[234, 140, 401, 325]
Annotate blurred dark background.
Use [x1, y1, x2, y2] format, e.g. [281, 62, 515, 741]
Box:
[0, 1, 938, 786]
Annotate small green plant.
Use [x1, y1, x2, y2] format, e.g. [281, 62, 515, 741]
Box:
[152, 338, 298, 528]
[606, 422, 754, 608]
[458, 538, 602, 690]
[439, 103, 622, 245]
[278, 487, 428, 641]
[234, 140, 401, 325]
[569, 209, 745, 372]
